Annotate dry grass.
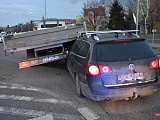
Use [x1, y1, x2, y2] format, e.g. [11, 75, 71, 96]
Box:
[152, 47, 160, 54]
[139, 33, 160, 40]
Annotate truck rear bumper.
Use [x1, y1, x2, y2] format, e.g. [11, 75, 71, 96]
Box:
[19, 53, 65, 69]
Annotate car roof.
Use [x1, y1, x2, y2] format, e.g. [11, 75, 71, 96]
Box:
[78, 30, 143, 44]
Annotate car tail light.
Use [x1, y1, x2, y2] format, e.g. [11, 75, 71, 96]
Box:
[86, 64, 112, 76]
[149, 59, 160, 69]
[99, 65, 112, 73]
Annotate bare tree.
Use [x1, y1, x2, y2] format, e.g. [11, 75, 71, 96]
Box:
[84, 0, 101, 8]
[82, 0, 107, 30]
[148, 0, 160, 29]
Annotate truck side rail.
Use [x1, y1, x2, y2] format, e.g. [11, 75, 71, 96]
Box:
[3, 24, 84, 54]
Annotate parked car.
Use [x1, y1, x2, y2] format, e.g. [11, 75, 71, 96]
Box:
[0, 36, 2, 43]
[67, 30, 160, 101]
[0, 32, 6, 43]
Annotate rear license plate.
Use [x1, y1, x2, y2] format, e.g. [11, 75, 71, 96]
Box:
[41, 55, 62, 63]
[121, 73, 144, 81]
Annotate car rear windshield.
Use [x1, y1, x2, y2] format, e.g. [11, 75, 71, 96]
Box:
[93, 40, 156, 62]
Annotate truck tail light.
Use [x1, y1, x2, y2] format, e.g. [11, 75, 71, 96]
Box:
[19, 61, 31, 69]
[149, 59, 160, 69]
[86, 64, 112, 76]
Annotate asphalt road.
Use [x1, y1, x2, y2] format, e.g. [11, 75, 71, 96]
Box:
[0, 43, 160, 120]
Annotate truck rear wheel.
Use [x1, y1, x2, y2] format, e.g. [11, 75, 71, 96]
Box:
[27, 49, 35, 59]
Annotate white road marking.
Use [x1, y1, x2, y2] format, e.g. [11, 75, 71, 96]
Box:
[78, 107, 100, 120]
[0, 95, 72, 105]
[0, 106, 46, 118]
[0, 82, 41, 92]
[29, 114, 54, 120]
[0, 82, 100, 120]
[0, 82, 72, 105]
[0, 106, 84, 120]
[0, 82, 62, 98]
[0, 85, 39, 92]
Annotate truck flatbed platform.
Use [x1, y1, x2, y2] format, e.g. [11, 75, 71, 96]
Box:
[3, 24, 84, 54]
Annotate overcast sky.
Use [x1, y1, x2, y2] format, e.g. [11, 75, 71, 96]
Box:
[0, 0, 127, 27]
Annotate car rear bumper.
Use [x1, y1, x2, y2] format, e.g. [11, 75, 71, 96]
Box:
[80, 80, 160, 101]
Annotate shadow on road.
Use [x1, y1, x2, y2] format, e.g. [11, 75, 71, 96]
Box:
[39, 59, 67, 70]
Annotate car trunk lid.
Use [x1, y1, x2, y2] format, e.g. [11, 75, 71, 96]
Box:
[92, 39, 159, 87]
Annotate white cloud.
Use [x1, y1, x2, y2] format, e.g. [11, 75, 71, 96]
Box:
[70, 0, 80, 4]
[65, 0, 85, 4]
[0, 4, 40, 15]
[0, 0, 85, 26]
[0, 9, 7, 13]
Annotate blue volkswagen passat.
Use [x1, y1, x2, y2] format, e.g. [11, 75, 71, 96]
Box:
[67, 31, 160, 101]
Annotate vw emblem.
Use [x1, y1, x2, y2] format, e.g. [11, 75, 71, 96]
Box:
[129, 64, 135, 71]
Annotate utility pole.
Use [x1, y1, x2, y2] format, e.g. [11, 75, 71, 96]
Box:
[45, 0, 47, 19]
[43, 0, 47, 28]
[136, 0, 140, 35]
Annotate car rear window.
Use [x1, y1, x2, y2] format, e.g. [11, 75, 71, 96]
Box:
[93, 40, 156, 62]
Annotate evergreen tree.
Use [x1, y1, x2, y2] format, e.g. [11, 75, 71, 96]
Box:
[124, 10, 136, 30]
[108, 0, 125, 30]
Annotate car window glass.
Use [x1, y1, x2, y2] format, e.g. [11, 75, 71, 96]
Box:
[70, 41, 79, 54]
[93, 40, 156, 62]
[78, 41, 90, 57]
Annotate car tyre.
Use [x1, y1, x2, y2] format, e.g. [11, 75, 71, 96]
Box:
[75, 74, 84, 98]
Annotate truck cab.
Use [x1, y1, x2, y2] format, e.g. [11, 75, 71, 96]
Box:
[35, 20, 65, 30]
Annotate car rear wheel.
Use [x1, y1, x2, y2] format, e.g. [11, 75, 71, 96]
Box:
[75, 74, 84, 98]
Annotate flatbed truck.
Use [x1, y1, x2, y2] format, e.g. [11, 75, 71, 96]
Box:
[2, 24, 84, 69]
